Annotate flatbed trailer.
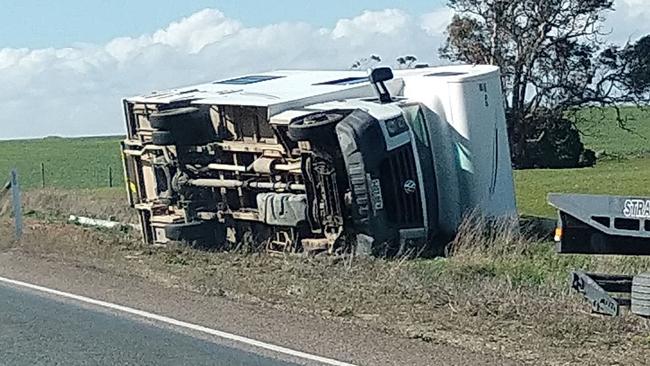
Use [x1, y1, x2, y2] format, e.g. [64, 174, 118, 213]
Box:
[549, 193, 650, 316]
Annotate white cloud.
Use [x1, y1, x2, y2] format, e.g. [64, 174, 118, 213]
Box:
[151, 9, 242, 53]
[604, 0, 650, 44]
[0, 8, 451, 139]
[0, 4, 644, 139]
[420, 8, 454, 36]
[332, 9, 410, 40]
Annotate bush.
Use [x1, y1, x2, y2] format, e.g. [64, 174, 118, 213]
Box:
[509, 110, 596, 169]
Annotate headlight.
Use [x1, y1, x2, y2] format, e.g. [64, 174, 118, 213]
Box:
[386, 119, 399, 135]
[396, 117, 407, 130]
[384, 117, 408, 137]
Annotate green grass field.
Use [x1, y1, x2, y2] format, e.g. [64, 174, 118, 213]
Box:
[0, 107, 648, 216]
[515, 158, 650, 217]
[0, 136, 124, 189]
[575, 106, 650, 157]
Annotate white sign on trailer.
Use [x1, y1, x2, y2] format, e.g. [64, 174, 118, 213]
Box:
[623, 199, 650, 219]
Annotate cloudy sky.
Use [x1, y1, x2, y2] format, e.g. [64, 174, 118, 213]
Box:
[0, 0, 648, 139]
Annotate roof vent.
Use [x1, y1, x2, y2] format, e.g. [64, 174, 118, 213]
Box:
[314, 77, 368, 86]
[214, 75, 284, 85]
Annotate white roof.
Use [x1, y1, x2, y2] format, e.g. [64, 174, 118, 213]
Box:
[126, 65, 500, 116]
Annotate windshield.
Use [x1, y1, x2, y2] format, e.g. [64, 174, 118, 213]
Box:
[401, 103, 438, 231]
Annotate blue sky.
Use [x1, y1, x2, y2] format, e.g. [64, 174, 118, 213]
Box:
[0, 0, 646, 139]
[0, 0, 446, 48]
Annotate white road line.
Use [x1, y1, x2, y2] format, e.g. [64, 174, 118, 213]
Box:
[0, 275, 356, 366]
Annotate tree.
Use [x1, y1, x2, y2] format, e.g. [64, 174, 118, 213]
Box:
[440, 0, 650, 168]
[351, 55, 382, 70]
[396, 55, 418, 69]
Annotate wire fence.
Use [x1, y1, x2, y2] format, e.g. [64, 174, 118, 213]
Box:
[3, 162, 124, 190]
[0, 136, 125, 190]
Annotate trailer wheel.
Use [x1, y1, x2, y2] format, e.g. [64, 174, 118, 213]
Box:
[288, 112, 343, 142]
[152, 130, 175, 146]
[149, 107, 202, 129]
[631, 273, 650, 317]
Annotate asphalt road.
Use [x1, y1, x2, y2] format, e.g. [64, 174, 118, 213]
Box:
[0, 282, 299, 366]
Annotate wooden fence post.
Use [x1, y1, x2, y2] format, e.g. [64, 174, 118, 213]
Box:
[41, 162, 45, 188]
[108, 166, 113, 188]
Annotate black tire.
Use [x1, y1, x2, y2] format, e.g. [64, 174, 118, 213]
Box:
[152, 130, 175, 146]
[149, 107, 202, 130]
[173, 129, 217, 146]
[150, 106, 218, 146]
[632, 273, 650, 317]
[287, 112, 343, 142]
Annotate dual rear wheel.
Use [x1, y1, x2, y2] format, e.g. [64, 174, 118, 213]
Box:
[149, 107, 217, 146]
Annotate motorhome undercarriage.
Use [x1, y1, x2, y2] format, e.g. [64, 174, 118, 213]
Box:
[123, 102, 426, 255]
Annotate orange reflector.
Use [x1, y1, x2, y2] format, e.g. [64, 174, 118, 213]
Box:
[554, 227, 563, 242]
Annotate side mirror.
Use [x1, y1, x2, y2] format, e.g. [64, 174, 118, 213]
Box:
[369, 67, 393, 84]
[368, 67, 394, 104]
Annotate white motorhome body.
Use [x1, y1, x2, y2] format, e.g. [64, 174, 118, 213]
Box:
[399, 66, 517, 234]
[122, 65, 516, 254]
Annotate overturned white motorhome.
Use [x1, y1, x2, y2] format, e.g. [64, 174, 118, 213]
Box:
[121, 65, 516, 255]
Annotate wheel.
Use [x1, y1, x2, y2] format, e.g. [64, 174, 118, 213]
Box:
[287, 112, 343, 142]
[152, 130, 175, 146]
[149, 107, 202, 129]
[631, 273, 650, 317]
[150, 106, 218, 146]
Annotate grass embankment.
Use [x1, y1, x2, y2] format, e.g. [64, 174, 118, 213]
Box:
[1, 194, 649, 365]
[3, 188, 136, 224]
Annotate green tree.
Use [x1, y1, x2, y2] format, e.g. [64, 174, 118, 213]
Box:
[351, 55, 382, 70]
[440, 0, 650, 167]
[396, 55, 418, 69]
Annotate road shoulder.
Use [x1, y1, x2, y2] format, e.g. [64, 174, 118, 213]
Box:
[0, 250, 513, 366]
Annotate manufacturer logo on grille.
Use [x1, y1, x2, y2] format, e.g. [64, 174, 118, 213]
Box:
[403, 180, 417, 195]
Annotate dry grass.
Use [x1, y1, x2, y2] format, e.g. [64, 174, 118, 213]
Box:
[2, 194, 650, 364]
[18, 188, 136, 224]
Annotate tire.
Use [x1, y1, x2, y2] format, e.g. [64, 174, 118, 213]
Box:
[631, 273, 650, 317]
[150, 106, 218, 146]
[288, 112, 343, 142]
[149, 107, 202, 130]
[152, 130, 175, 146]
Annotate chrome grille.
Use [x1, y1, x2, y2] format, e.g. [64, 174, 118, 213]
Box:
[380, 144, 423, 228]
